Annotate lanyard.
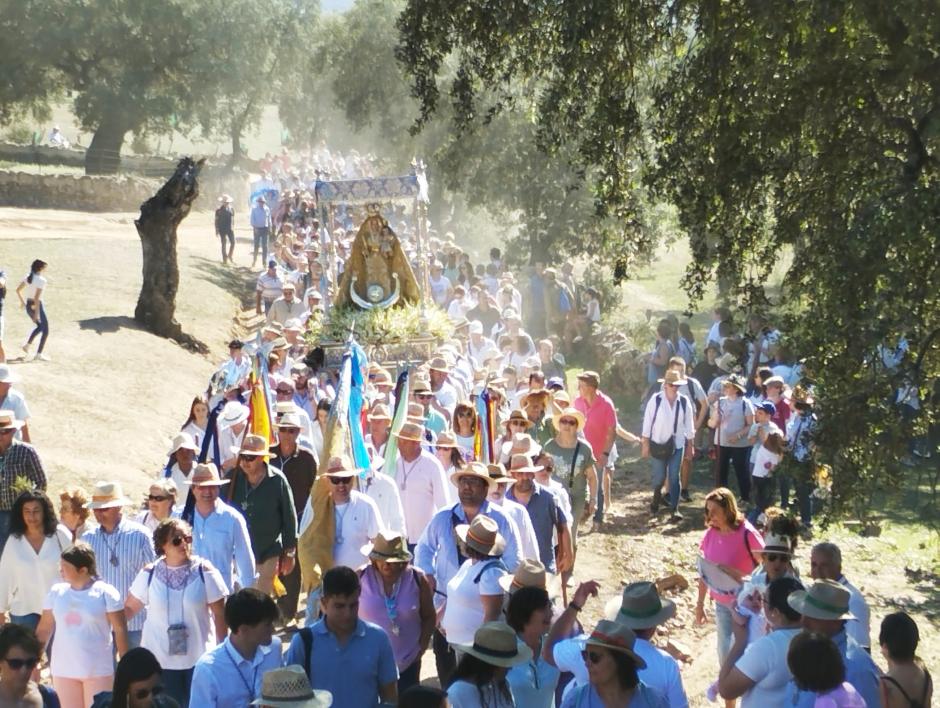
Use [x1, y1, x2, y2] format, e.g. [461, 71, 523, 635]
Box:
[225, 646, 257, 702]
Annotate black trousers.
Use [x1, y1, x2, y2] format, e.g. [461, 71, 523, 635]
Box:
[432, 628, 456, 688]
[277, 558, 302, 621]
[717, 446, 751, 501]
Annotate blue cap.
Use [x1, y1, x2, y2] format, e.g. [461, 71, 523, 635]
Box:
[757, 401, 777, 415]
[547, 377, 565, 390]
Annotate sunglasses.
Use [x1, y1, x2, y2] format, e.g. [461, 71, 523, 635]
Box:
[415, 393, 433, 399]
[328, 476, 352, 485]
[276, 388, 294, 395]
[764, 553, 788, 562]
[133, 685, 165, 700]
[0, 429, 16, 436]
[3, 657, 39, 671]
[170, 535, 193, 547]
[147, 495, 170, 502]
[559, 419, 577, 426]
[509, 420, 528, 426]
[581, 650, 604, 665]
[279, 428, 300, 434]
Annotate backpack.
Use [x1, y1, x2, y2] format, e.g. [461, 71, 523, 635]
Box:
[647, 393, 687, 460]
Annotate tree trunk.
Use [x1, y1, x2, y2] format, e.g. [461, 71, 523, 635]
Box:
[134, 157, 208, 352]
[85, 117, 128, 175]
[227, 118, 244, 170]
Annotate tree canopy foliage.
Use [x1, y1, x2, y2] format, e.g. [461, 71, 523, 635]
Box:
[396, 0, 940, 522]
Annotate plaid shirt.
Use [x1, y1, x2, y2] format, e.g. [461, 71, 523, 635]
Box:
[0, 441, 47, 510]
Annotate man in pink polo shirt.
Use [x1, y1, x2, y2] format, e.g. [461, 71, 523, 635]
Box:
[574, 370, 618, 526]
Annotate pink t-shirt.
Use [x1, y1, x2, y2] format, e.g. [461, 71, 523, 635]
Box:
[699, 521, 764, 604]
[574, 392, 618, 462]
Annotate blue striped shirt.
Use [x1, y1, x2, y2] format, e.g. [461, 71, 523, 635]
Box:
[82, 517, 156, 632]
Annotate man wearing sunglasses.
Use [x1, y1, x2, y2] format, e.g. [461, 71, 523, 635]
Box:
[0, 623, 55, 706]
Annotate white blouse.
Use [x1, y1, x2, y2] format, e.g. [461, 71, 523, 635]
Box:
[0, 527, 72, 615]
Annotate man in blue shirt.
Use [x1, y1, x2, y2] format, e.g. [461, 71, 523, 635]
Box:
[785, 580, 882, 708]
[285, 566, 398, 707]
[189, 588, 282, 707]
[414, 462, 522, 686]
[249, 196, 272, 268]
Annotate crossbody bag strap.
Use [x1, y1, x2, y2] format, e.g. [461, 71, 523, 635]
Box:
[568, 441, 582, 489]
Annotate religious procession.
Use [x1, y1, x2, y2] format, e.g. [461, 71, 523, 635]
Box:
[0, 139, 932, 708]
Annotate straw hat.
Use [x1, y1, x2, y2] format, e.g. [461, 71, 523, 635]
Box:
[604, 581, 676, 630]
[393, 421, 425, 443]
[0, 410, 24, 431]
[723, 374, 747, 394]
[360, 531, 413, 563]
[508, 453, 543, 475]
[457, 622, 532, 668]
[428, 356, 450, 373]
[520, 389, 551, 410]
[276, 413, 303, 430]
[85, 481, 133, 510]
[505, 408, 533, 430]
[450, 461, 499, 490]
[168, 432, 199, 455]
[411, 378, 433, 395]
[658, 370, 688, 386]
[486, 463, 515, 485]
[758, 533, 793, 556]
[220, 401, 250, 426]
[371, 369, 393, 387]
[187, 462, 230, 487]
[456, 515, 506, 556]
[584, 620, 647, 667]
[500, 432, 541, 459]
[367, 403, 392, 422]
[0, 365, 18, 384]
[250, 665, 332, 707]
[234, 434, 271, 458]
[435, 430, 459, 449]
[788, 580, 855, 621]
[551, 406, 586, 432]
[551, 391, 572, 415]
[498, 558, 556, 594]
[323, 456, 357, 478]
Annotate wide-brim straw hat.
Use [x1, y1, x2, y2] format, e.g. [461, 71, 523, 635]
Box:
[428, 356, 450, 373]
[411, 378, 433, 395]
[604, 581, 676, 630]
[168, 432, 199, 455]
[323, 456, 357, 478]
[788, 580, 856, 621]
[367, 403, 392, 422]
[250, 665, 332, 707]
[450, 461, 499, 490]
[276, 413, 303, 429]
[234, 434, 272, 457]
[501, 432, 541, 459]
[505, 408, 533, 430]
[498, 558, 557, 594]
[393, 421, 425, 443]
[486, 463, 516, 485]
[758, 533, 793, 556]
[658, 370, 688, 386]
[551, 406, 586, 432]
[584, 620, 647, 668]
[508, 453, 543, 475]
[520, 389, 552, 409]
[85, 481, 133, 509]
[456, 622, 532, 668]
[456, 514, 506, 556]
[361, 531, 413, 563]
[187, 462, 230, 487]
[435, 430, 459, 448]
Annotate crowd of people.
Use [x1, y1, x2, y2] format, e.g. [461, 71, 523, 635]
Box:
[0, 156, 932, 708]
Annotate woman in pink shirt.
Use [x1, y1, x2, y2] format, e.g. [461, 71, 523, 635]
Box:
[695, 487, 764, 708]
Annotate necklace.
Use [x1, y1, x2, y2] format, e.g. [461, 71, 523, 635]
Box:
[334, 502, 350, 544]
[399, 457, 421, 492]
[381, 570, 403, 636]
[102, 526, 120, 567]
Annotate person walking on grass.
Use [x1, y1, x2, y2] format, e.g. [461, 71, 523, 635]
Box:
[16, 260, 50, 362]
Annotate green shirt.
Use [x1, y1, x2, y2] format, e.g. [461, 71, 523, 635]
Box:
[224, 465, 298, 563]
[543, 438, 596, 511]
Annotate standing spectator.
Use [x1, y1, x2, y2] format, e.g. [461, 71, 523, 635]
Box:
[124, 519, 227, 705]
[286, 566, 399, 707]
[0, 410, 46, 553]
[0, 365, 31, 442]
[255, 260, 283, 316]
[879, 612, 932, 708]
[641, 370, 695, 520]
[0, 490, 71, 630]
[215, 195, 235, 264]
[249, 197, 272, 268]
[0, 623, 60, 707]
[223, 435, 297, 597]
[810, 542, 872, 651]
[786, 631, 868, 708]
[15, 260, 50, 362]
[708, 374, 755, 503]
[785, 580, 881, 707]
[59, 488, 94, 542]
[37, 542, 129, 708]
[187, 462, 255, 594]
[448, 621, 532, 708]
[189, 588, 282, 707]
[573, 371, 618, 527]
[81, 482, 158, 650]
[392, 422, 452, 552]
[357, 532, 436, 694]
[782, 387, 817, 529]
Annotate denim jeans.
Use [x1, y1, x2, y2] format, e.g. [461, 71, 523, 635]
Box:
[10, 613, 40, 631]
[253, 227, 270, 263]
[0, 510, 11, 556]
[714, 601, 734, 665]
[162, 667, 194, 706]
[594, 466, 609, 521]
[650, 447, 683, 511]
[26, 301, 49, 353]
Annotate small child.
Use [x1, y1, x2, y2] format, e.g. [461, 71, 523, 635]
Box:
[752, 430, 787, 515]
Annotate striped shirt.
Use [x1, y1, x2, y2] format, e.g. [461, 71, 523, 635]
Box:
[82, 517, 156, 632]
[0, 441, 46, 510]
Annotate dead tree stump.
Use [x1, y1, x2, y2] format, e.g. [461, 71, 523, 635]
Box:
[134, 156, 208, 353]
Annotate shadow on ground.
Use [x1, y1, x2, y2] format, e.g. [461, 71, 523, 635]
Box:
[78, 315, 142, 335]
[190, 256, 257, 309]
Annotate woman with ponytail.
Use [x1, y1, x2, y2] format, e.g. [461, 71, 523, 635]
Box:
[16, 259, 50, 361]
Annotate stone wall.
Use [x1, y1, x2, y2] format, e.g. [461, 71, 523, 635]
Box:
[0, 169, 249, 213]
